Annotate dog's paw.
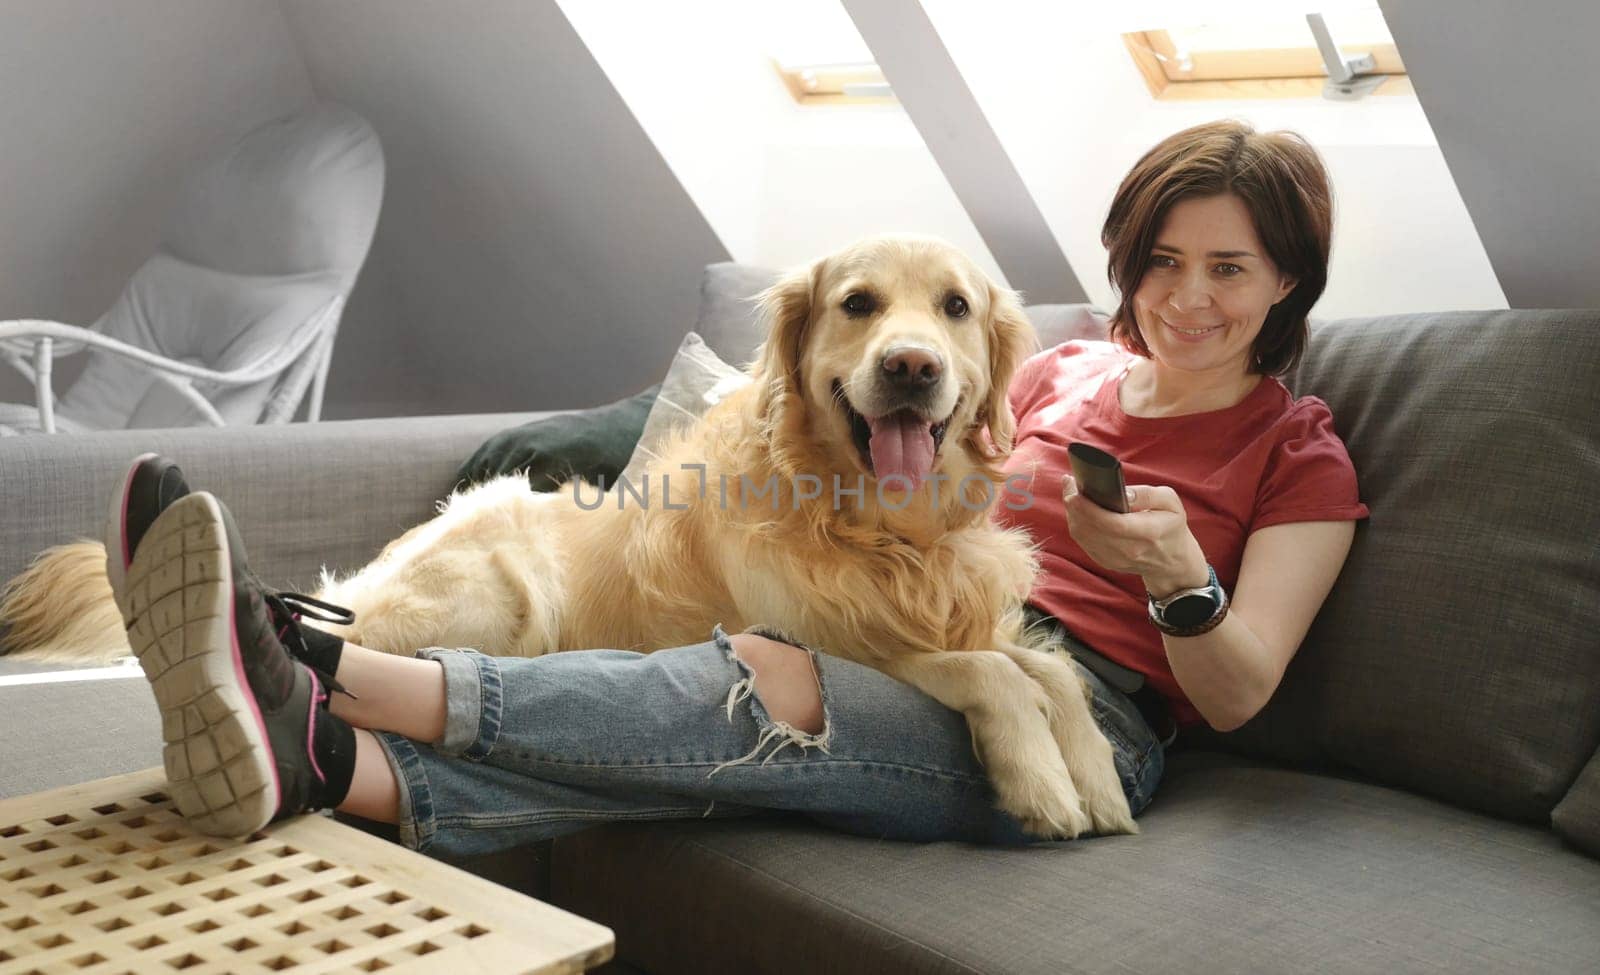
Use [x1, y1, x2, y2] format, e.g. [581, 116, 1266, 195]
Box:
[1078, 753, 1138, 836]
[1050, 719, 1138, 837]
[996, 766, 1093, 840]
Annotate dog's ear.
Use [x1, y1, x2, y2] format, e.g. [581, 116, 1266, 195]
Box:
[752, 262, 818, 421]
[977, 282, 1038, 455]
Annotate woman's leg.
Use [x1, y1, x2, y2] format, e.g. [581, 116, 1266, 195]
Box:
[337, 625, 1166, 859]
[328, 648, 447, 742]
[320, 647, 447, 825]
[109, 457, 1102, 850]
[318, 634, 829, 827]
[338, 730, 401, 824]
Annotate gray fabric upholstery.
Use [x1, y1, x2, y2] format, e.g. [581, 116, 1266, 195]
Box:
[695, 262, 781, 368]
[694, 261, 1109, 368]
[549, 750, 1600, 975]
[0, 676, 161, 799]
[0, 412, 549, 590]
[1184, 310, 1600, 825]
[1554, 746, 1600, 857]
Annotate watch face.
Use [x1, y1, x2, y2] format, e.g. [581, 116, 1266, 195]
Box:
[1164, 592, 1219, 627]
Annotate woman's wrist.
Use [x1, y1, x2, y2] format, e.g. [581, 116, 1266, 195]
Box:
[1141, 539, 1210, 598]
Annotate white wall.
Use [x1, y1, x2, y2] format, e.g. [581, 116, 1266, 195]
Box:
[920, 0, 1507, 319]
[557, 0, 1006, 284]
[279, 0, 732, 417]
[1379, 0, 1600, 308]
[560, 0, 1508, 318]
[0, 0, 315, 408]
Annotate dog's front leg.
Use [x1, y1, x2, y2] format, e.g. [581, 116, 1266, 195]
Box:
[879, 649, 1093, 839]
[991, 643, 1137, 836]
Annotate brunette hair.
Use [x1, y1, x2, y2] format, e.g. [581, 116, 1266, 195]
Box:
[1101, 120, 1333, 375]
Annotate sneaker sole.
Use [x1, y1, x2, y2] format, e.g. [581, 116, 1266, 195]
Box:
[106, 451, 160, 617]
[124, 492, 280, 837]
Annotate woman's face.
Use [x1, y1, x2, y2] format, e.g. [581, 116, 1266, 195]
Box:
[1131, 193, 1296, 378]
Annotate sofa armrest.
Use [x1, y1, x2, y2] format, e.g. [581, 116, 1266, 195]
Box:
[0, 412, 555, 590]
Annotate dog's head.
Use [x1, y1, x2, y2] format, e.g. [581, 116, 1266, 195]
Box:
[751, 234, 1036, 500]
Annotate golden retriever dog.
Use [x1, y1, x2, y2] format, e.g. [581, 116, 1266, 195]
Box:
[1, 234, 1134, 839]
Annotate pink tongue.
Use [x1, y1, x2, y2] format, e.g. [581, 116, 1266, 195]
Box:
[867, 413, 936, 489]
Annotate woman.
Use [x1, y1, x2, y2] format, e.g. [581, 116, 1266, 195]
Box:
[112, 120, 1367, 851]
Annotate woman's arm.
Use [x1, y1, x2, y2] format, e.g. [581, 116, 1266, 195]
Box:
[1157, 520, 1355, 731]
[1062, 477, 1357, 732]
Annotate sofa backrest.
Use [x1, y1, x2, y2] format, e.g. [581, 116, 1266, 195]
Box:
[691, 262, 1109, 367]
[0, 413, 548, 593]
[1192, 309, 1600, 826]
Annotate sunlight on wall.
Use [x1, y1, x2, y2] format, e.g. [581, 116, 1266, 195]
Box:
[562, 0, 1507, 317]
[556, 0, 1004, 282]
[921, 0, 1507, 317]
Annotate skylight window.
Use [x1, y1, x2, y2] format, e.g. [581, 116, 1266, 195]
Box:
[762, 0, 894, 105]
[1123, 6, 1409, 100]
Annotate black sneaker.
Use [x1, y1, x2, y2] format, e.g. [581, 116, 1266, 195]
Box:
[118, 491, 357, 837]
[106, 453, 190, 616]
[106, 452, 352, 681]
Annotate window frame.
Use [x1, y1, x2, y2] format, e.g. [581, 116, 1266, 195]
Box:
[1122, 29, 1411, 100]
[772, 61, 896, 106]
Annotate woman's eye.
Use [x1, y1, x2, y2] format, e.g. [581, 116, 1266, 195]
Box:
[1149, 255, 1177, 269]
[944, 294, 970, 319]
[1215, 263, 1243, 276]
[842, 292, 875, 316]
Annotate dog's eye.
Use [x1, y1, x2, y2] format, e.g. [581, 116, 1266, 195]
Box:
[944, 294, 970, 319]
[842, 292, 875, 317]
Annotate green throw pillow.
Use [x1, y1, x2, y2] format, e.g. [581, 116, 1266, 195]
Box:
[454, 383, 661, 493]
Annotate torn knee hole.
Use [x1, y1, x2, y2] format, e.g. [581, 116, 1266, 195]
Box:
[709, 628, 833, 777]
[726, 632, 826, 736]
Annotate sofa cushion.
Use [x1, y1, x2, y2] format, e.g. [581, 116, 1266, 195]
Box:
[0, 673, 160, 798]
[621, 332, 750, 485]
[455, 384, 660, 492]
[1192, 309, 1600, 825]
[1553, 745, 1600, 857]
[549, 750, 1600, 975]
[695, 262, 781, 368]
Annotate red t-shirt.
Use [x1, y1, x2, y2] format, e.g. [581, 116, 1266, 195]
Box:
[995, 341, 1370, 727]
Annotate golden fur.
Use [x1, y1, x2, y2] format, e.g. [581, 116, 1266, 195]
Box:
[0, 235, 1134, 838]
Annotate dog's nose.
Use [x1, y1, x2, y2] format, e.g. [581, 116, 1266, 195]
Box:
[881, 346, 943, 391]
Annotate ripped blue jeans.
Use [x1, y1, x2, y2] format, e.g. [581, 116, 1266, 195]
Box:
[372, 626, 1168, 857]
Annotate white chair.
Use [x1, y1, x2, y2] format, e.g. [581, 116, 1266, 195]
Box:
[0, 101, 385, 434]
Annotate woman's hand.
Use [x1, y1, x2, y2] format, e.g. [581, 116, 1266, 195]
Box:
[1061, 474, 1210, 596]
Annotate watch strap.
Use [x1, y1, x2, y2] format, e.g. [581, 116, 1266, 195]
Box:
[1147, 564, 1230, 637]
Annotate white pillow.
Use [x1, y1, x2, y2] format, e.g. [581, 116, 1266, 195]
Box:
[620, 332, 751, 484]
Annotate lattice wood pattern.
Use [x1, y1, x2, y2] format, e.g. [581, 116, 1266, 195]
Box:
[0, 768, 612, 974]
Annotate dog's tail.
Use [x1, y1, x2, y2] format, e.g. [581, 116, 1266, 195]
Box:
[0, 541, 129, 666]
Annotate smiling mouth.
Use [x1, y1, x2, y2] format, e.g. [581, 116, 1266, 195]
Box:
[1164, 317, 1224, 336]
[833, 380, 950, 481]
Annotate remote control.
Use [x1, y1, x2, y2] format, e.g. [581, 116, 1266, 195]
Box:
[1067, 442, 1130, 513]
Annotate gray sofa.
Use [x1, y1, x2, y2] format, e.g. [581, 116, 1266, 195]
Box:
[2, 305, 1598, 974]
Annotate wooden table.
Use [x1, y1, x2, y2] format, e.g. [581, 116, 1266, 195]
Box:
[0, 768, 614, 974]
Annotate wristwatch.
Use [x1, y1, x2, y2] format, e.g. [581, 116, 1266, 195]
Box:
[1147, 564, 1229, 637]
